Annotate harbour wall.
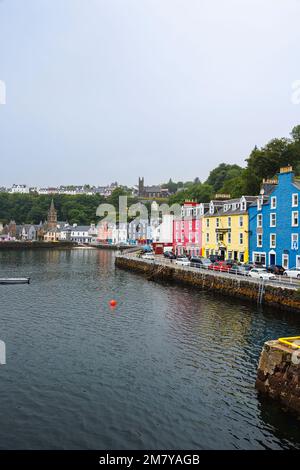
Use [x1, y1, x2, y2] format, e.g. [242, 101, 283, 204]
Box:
[256, 340, 300, 417]
[0, 241, 77, 250]
[115, 256, 300, 313]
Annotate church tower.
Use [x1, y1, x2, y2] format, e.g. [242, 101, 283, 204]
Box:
[47, 199, 57, 230]
[138, 177, 144, 196]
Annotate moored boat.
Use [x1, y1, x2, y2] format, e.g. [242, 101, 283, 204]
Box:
[0, 278, 30, 285]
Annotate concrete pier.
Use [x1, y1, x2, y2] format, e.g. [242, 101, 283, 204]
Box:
[256, 340, 300, 417]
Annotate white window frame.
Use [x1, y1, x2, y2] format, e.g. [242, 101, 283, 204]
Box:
[257, 233, 262, 248]
[270, 233, 276, 248]
[206, 233, 209, 243]
[239, 216, 243, 227]
[228, 217, 231, 227]
[270, 213, 276, 227]
[257, 214, 262, 228]
[216, 218, 219, 228]
[239, 232, 243, 245]
[227, 231, 231, 244]
[282, 254, 289, 269]
[292, 211, 299, 227]
[292, 193, 299, 208]
[253, 252, 266, 266]
[291, 233, 299, 250]
[206, 219, 209, 228]
[270, 196, 276, 209]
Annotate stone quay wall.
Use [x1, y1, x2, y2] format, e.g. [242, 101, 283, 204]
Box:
[256, 340, 300, 417]
[115, 255, 300, 313]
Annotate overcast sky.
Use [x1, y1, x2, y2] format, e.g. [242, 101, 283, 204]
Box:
[0, 0, 300, 187]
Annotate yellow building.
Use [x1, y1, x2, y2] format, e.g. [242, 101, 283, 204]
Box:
[202, 196, 256, 263]
[44, 228, 60, 242]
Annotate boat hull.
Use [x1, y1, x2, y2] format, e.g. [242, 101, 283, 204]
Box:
[0, 278, 30, 285]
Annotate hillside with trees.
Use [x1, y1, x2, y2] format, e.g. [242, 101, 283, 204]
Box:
[1, 125, 299, 224]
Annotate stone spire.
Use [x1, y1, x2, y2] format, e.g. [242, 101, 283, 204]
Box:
[47, 199, 57, 230]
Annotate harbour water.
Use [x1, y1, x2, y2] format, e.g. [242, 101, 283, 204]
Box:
[0, 249, 299, 450]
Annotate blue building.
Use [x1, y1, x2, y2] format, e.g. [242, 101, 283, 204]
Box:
[249, 166, 300, 269]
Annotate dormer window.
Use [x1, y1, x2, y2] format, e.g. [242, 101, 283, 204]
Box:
[209, 202, 214, 214]
[257, 197, 262, 210]
[240, 197, 246, 211]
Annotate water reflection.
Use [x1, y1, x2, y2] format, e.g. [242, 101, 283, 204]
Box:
[0, 249, 299, 449]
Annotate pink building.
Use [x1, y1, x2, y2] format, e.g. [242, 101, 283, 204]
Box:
[97, 221, 113, 244]
[173, 201, 208, 257]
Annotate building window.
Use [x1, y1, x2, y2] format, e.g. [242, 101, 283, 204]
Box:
[271, 196, 276, 209]
[257, 198, 262, 210]
[196, 220, 199, 230]
[282, 254, 289, 269]
[270, 233, 276, 248]
[206, 250, 210, 258]
[189, 233, 193, 242]
[206, 219, 210, 228]
[241, 200, 246, 211]
[239, 252, 244, 263]
[257, 214, 262, 228]
[292, 211, 299, 227]
[216, 218, 219, 228]
[257, 234, 262, 247]
[239, 216, 243, 227]
[253, 252, 266, 266]
[206, 233, 209, 243]
[239, 233, 243, 245]
[270, 213, 276, 227]
[195, 233, 199, 243]
[292, 194, 299, 207]
[189, 221, 192, 230]
[228, 231, 231, 244]
[291, 233, 299, 250]
[228, 217, 231, 227]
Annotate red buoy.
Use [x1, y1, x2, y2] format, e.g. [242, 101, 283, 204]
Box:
[109, 299, 117, 307]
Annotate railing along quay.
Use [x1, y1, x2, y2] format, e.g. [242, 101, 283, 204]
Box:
[116, 253, 300, 291]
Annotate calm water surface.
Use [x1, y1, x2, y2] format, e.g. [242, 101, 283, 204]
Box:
[0, 249, 300, 450]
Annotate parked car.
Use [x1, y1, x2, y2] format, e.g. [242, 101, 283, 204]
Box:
[267, 265, 285, 275]
[208, 261, 231, 273]
[141, 252, 155, 260]
[283, 267, 300, 279]
[190, 257, 211, 268]
[175, 257, 190, 266]
[164, 251, 176, 259]
[230, 264, 252, 276]
[209, 254, 222, 263]
[248, 268, 276, 280]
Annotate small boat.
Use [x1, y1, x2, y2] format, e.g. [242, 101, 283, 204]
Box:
[0, 278, 30, 285]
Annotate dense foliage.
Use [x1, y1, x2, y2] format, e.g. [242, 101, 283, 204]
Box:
[168, 124, 300, 203]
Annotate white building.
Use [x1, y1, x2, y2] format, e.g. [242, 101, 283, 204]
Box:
[10, 184, 29, 194]
[111, 223, 128, 245]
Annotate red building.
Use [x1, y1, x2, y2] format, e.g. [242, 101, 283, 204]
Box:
[173, 201, 206, 257]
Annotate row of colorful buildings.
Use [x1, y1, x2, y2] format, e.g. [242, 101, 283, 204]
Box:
[1, 167, 299, 269]
[168, 166, 300, 269]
